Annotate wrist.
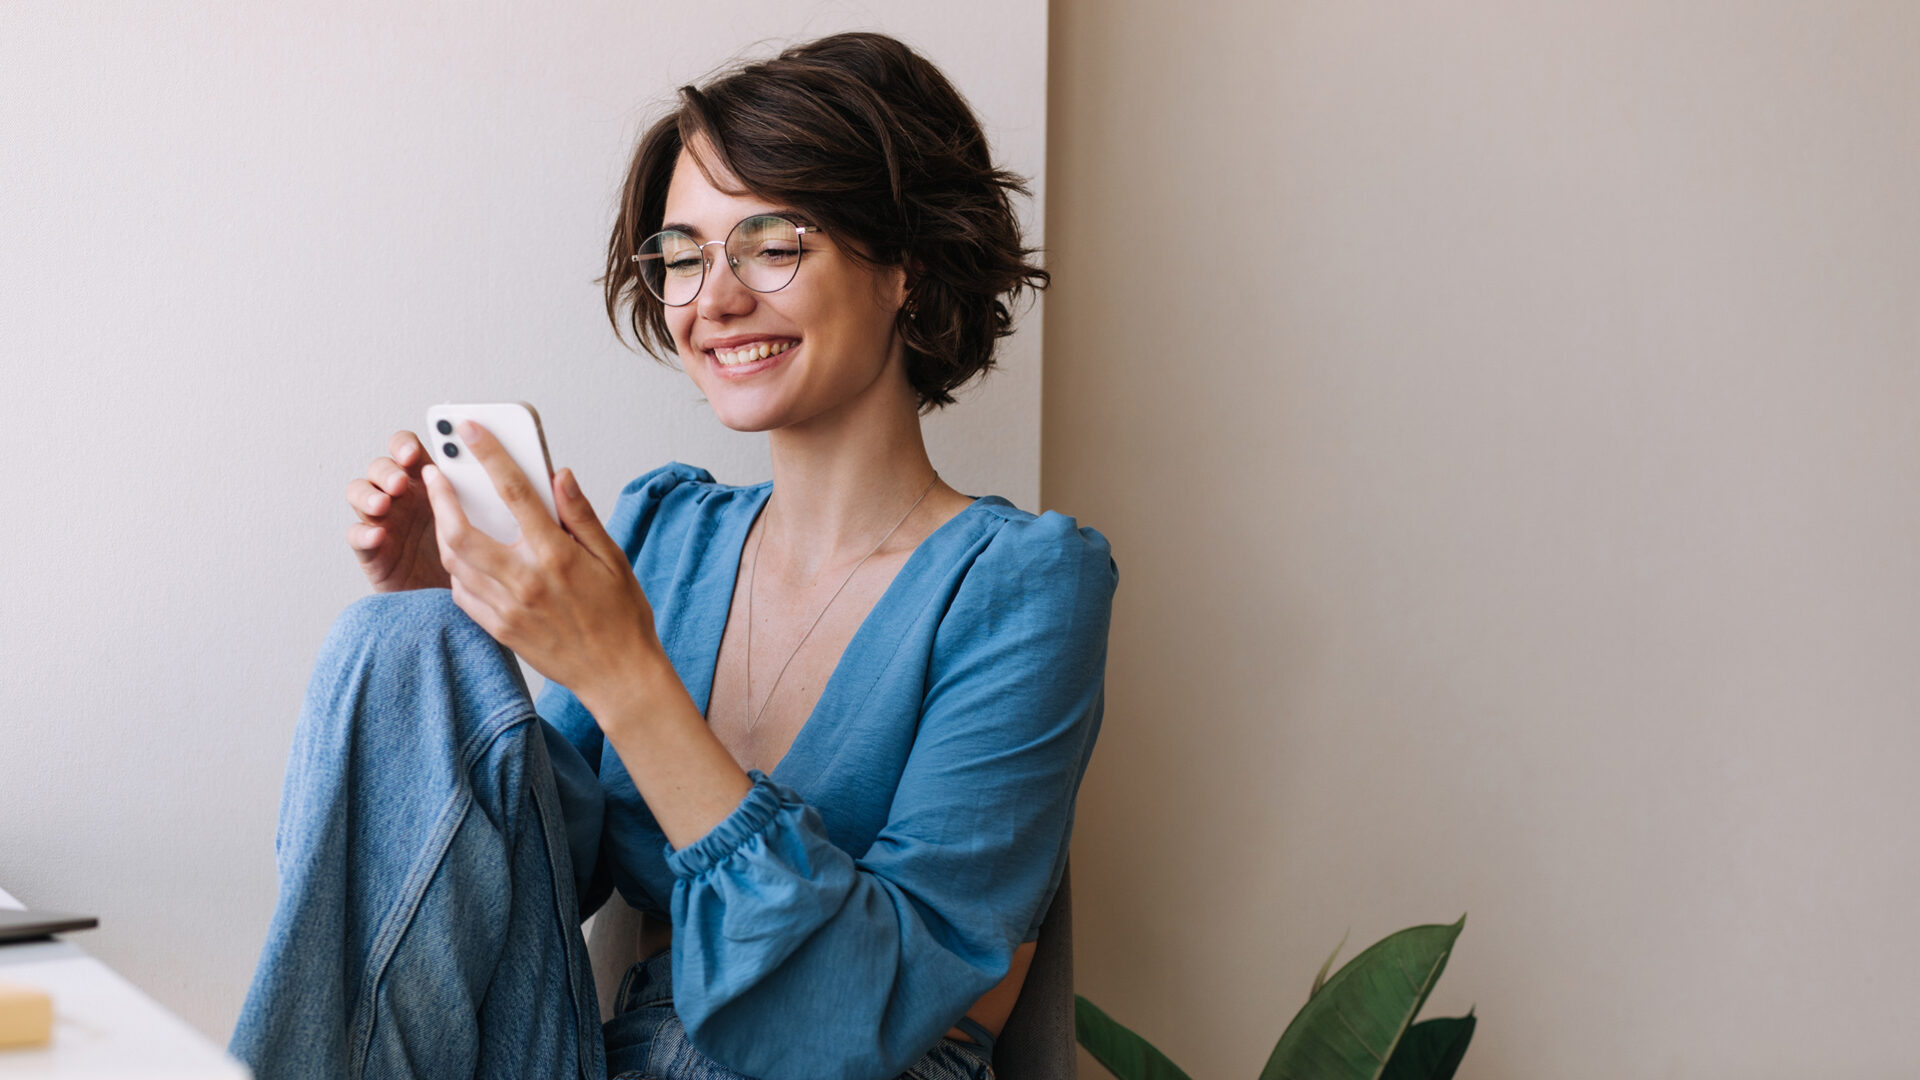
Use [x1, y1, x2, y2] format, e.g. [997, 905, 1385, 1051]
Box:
[577, 645, 684, 736]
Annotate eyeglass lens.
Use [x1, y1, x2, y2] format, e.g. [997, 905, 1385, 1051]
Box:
[635, 215, 805, 306]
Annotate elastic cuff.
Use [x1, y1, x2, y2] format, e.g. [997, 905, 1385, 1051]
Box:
[663, 768, 789, 879]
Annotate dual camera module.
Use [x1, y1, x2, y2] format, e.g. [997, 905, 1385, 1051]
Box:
[435, 419, 460, 459]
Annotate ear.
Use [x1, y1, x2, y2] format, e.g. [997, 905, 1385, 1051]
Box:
[885, 261, 913, 313]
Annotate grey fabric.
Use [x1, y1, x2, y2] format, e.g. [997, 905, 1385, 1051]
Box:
[584, 859, 1076, 1078]
[994, 860, 1075, 1080]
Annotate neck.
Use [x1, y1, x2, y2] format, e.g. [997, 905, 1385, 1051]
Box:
[762, 367, 942, 578]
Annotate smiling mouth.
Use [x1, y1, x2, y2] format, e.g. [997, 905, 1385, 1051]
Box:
[710, 339, 799, 367]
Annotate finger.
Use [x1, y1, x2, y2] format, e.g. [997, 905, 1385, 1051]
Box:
[447, 570, 507, 643]
[441, 536, 519, 618]
[421, 460, 519, 587]
[454, 419, 559, 555]
[553, 468, 627, 570]
[368, 456, 410, 497]
[348, 477, 393, 518]
[389, 430, 429, 470]
[346, 520, 385, 554]
[438, 518, 529, 642]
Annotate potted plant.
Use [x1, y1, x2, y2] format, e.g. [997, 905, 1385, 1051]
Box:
[1075, 916, 1474, 1080]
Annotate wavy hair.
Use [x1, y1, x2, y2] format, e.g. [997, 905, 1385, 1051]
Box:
[603, 32, 1048, 412]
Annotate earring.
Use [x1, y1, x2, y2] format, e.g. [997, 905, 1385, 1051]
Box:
[903, 297, 919, 322]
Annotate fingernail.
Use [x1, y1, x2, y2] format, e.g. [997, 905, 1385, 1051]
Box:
[563, 470, 580, 498]
[457, 419, 480, 441]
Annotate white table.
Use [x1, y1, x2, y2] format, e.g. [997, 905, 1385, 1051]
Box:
[0, 886, 250, 1079]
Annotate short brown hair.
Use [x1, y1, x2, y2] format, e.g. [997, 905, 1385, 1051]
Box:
[603, 32, 1048, 412]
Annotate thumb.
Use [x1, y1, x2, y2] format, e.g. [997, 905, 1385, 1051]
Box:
[554, 468, 626, 567]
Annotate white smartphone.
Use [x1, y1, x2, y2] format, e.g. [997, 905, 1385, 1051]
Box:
[423, 402, 557, 546]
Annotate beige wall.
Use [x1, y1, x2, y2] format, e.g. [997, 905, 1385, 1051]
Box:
[1047, 3, 1920, 1077]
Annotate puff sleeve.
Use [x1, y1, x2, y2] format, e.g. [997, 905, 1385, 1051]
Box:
[663, 511, 1118, 1080]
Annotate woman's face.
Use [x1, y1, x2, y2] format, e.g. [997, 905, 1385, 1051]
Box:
[659, 142, 910, 432]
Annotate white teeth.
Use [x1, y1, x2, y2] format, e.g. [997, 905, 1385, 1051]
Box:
[714, 340, 796, 366]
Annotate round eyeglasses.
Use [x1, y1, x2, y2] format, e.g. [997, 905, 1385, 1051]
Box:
[630, 214, 825, 307]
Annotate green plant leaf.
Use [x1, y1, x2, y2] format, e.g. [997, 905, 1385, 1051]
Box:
[1073, 995, 1195, 1080]
[1379, 1013, 1476, 1080]
[1310, 928, 1351, 998]
[1257, 915, 1467, 1080]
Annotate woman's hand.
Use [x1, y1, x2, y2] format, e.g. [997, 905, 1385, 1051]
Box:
[418, 419, 663, 706]
[347, 430, 452, 593]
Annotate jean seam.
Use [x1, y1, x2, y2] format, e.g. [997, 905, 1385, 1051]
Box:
[526, 729, 601, 1080]
[638, 1006, 676, 1078]
[614, 960, 641, 1015]
[343, 697, 541, 1078]
[620, 951, 675, 1013]
[606, 997, 674, 1077]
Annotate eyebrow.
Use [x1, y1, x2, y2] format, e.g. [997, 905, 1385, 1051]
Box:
[658, 208, 815, 238]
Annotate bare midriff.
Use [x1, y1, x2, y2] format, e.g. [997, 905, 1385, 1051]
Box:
[636, 913, 1037, 1045]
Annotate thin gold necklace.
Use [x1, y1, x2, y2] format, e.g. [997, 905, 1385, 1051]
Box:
[743, 473, 939, 737]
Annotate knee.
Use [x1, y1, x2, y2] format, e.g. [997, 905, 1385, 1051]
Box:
[323, 588, 495, 663]
[339, 586, 461, 624]
[310, 589, 528, 725]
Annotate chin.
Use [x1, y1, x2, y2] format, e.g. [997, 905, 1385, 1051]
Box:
[712, 408, 786, 434]
[702, 390, 799, 433]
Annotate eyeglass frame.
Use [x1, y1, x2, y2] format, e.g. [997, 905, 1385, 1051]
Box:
[629, 214, 827, 307]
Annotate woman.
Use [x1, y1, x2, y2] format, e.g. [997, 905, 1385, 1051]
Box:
[230, 31, 1115, 1080]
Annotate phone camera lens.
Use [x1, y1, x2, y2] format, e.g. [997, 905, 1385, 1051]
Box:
[436, 419, 454, 435]
[442, 442, 460, 458]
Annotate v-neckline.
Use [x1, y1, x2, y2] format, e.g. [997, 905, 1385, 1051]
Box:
[696, 482, 992, 783]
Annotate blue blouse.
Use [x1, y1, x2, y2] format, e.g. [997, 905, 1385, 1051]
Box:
[534, 462, 1117, 1080]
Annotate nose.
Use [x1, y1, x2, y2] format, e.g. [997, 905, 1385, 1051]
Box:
[694, 239, 755, 320]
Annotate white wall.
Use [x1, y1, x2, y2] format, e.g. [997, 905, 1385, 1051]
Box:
[1047, 3, 1920, 1078]
[0, 1, 1044, 1043]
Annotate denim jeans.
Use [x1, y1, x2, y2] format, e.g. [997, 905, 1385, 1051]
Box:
[229, 590, 997, 1080]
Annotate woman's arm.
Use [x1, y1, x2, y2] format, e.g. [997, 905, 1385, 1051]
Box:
[575, 648, 755, 850]
[420, 438, 738, 825]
